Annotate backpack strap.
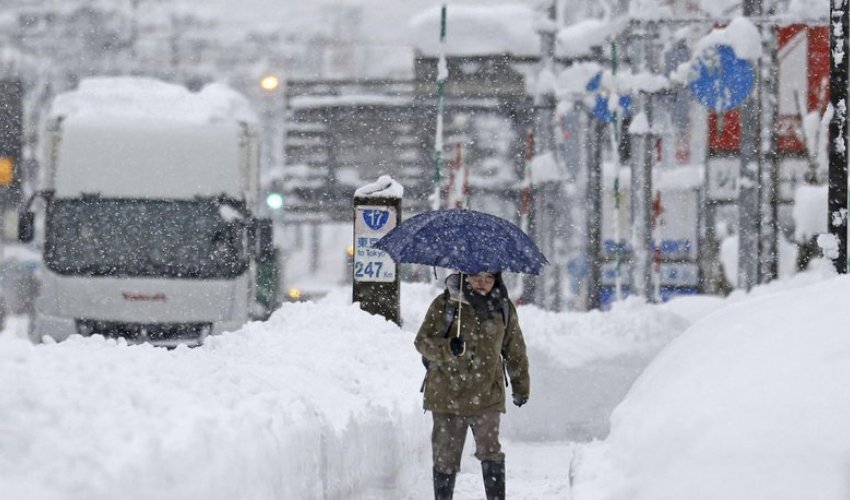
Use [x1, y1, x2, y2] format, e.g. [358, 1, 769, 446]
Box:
[421, 292, 459, 376]
[500, 298, 511, 388]
[441, 290, 459, 338]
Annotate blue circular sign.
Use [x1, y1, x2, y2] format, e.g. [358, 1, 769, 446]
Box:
[592, 94, 632, 123]
[586, 72, 632, 123]
[689, 44, 754, 112]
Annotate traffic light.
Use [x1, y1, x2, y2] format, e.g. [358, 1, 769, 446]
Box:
[265, 191, 284, 210]
[265, 179, 284, 210]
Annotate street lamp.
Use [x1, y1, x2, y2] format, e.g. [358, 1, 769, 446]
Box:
[260, 74, 281, 92]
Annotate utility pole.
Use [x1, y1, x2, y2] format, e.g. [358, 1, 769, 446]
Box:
[586, 109, 604, 310]
[629, 23, 656, 300]
[760, 25, 779, 282]
[431, 3, 448, 211]
[529, 1, 558, 308]
[829, 0, 849, 272]
[737, 0, 763, 290]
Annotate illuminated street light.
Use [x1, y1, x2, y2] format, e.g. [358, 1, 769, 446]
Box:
[259, 75, 280, 92]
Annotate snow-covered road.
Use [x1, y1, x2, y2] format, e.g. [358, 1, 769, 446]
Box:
[0, 282, 706, 499]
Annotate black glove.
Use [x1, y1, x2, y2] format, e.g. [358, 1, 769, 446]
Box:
[512, 394, 528, 407]
[449, 337, 466, 356]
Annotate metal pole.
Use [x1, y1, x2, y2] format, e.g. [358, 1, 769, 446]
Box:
[586, 117, 603, 310]
[431, 3, 448, 211]
[761, 25, 779, 282]
[529, 2, 558, 308]
[611, 41, 625, 302]
[737, 0, 763, 290]
[629, 26, 655, 300]
[829, 0, 849, 273]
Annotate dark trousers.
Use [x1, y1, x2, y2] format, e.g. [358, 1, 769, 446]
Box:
[431, 412, 505, 474]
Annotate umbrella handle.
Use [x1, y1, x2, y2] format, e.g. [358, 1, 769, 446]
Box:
[456, 273, 463, 338]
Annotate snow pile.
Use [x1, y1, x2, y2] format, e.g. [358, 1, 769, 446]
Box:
[0, 276, 703, 499]
[49, 77, 258, 125]
[0, 300, 428, 500]
[572, 273, 850, 500]
[12, 273, 835, 498]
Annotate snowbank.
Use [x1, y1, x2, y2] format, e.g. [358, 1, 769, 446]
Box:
[572, 273, 850, 500]
[0, 299, 428, 500]
[1, 277, 701, 499]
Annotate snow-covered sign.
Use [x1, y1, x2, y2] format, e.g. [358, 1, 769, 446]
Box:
[353, 205, 397, 282]
[683, 18, 760, 113]
[688, 44, 755, 112]
[586, 72, 632, 123]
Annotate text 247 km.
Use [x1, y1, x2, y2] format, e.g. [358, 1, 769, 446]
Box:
[354, 261, 384, 279]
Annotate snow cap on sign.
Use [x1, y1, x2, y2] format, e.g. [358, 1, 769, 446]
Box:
[354, 175, 404, 199]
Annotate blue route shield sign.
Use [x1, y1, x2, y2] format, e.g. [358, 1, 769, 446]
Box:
[362, 209, 389, 231]
[689, 44, 754, 112]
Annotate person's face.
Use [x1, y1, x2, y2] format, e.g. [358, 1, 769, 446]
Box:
[466, 272, 496, 295]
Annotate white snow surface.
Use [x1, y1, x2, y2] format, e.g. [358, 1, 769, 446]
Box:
[793, 184, 827, 242]
[572, 269, 850, 500]
[353, 175, 404, 199]
[3, 267, 847, 499]
[557, 18, 628, 59]
[692, 17, 762, 62]
[1, 280, 692, 499]
[49, 77, 258, 125]
[408, 4, 539, 57]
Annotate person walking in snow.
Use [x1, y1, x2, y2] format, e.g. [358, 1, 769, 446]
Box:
[415, 271, 530, 500]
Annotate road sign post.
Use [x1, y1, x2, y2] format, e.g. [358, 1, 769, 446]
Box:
[353, 177, 402, 325]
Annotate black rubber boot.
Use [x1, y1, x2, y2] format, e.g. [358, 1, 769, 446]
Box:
[433, 468, 456, 500]
[482, 460, 505, 500]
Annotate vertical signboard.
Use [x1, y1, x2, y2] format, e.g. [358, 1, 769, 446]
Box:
[353, 205, 398, 282]
[352, 198, 400, 324]
[707, 24, 829, 157]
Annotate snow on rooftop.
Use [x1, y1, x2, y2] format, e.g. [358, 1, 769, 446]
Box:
[408, 4, 539, 57]
[288, 94, 412, 110]
[49, 77, 258, 125]
[557, 18, 628, 59]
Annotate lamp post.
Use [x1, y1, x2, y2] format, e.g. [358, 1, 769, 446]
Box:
[258, 72, 285, 216]
[260, 73, 283, 172]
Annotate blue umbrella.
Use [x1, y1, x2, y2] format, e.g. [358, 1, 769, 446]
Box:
[373, 209, 548, 275]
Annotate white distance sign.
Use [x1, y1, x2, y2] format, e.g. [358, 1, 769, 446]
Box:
[353, 205, 397, 282]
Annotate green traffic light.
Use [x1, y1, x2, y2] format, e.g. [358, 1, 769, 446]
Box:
[266, 192, 284, 210]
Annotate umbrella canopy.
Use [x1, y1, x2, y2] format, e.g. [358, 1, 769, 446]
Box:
[373, 209, 548, 275]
